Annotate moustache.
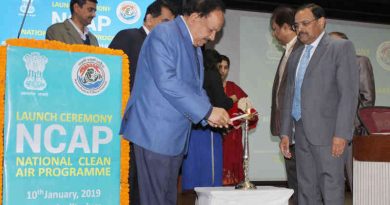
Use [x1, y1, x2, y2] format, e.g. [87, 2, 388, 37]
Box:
[298, 32, 308, 37]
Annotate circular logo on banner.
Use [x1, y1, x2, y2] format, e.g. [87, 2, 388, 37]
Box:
[376, 41, 390, 71]
[116, 1, 141, 25]
[72, 57, 110, 96]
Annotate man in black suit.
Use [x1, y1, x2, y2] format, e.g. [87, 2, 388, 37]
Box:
[270, 6, 299, 205]
[109, 0, 176, 90]
[109, 1, 175, 204]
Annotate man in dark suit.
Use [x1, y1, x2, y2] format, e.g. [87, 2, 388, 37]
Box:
[280, 4, 359, 205]
[109, 1, 175, 204]
[46, 0, 99, 46]
[329, 31, 376, 192]
[109, 0, 176, 90]
[270, 6, 299, 205]
[120, 0, 229, 204]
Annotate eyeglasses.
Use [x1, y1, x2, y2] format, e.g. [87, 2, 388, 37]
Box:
[292, 18, 318, 31]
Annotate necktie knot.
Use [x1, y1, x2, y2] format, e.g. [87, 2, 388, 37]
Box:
[83, 34, 90, 45]
[304, 45, 313, 56]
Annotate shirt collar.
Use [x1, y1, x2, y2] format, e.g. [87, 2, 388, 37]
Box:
[142, 25, 150, 35]
[69, 18, 89, 40]
[308, 31, 325, 49]
[284, 36, 297, 58]
[180, 15, 194, 45]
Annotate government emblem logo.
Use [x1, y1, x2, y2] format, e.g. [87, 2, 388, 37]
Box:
[19, 0, 35, 15]
[116, 1, 141, 25]
[23, 52, 48, 91]
[376, 41, 390, 71]
[72, 57, 110, 96]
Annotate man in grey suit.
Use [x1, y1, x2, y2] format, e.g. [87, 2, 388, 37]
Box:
[329, 31, 376, 193]
[270, 6, 299, 205]
[280, 4, 359, 205]
[46, 0, 99, 46]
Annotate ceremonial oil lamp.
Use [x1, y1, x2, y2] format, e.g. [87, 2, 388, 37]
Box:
[235, 108, 257, 190]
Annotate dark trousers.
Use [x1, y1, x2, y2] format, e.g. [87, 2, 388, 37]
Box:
[134, 144, 183, 205]
[285, 145, 298, 205]
[129, 142, 140, 205]
[345, 143, 353, 192]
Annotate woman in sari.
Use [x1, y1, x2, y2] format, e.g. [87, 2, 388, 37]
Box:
[219, 55, 258, 185]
